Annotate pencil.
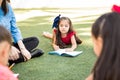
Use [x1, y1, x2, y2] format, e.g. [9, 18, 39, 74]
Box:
[9, 63, 15, 69]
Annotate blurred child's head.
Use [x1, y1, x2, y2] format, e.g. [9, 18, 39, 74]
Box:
[92, 12, 120, 80]
[58, 17, 74, 34]
[0, 26, 12, 66]
[92, 12, 120, 56]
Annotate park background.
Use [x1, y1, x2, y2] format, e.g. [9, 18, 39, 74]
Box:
[10, 0, 120, 80]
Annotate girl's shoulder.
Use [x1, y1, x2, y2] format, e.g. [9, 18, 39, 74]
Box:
[68, 31, 76, 37]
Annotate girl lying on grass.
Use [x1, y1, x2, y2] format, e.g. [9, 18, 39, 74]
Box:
[43, 15, 82, 51]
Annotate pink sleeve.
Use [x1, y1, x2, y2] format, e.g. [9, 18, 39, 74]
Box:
[0, 65, 18, 80]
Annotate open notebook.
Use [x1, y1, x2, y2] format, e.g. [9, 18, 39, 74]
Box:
[48, 49, 83, 57]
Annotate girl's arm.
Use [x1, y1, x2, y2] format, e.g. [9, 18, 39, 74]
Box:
[52, 31, 60, 50]
[65, 35, 77, 52]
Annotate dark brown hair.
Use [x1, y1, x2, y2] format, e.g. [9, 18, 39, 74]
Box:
[55, 17, 82, 48]
[1, 0, 8, 15]
[92, 12, 120, 80]
[0, 25, 12, 45]
[7, 0, 10, 3]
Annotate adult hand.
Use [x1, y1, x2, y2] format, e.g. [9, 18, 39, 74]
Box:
[21, 48, 31, 61]
[9, 46, 20, 60]
[18, 40, 31, 61]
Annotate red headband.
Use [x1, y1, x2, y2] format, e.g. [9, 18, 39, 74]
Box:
[111, 5, 120, 13]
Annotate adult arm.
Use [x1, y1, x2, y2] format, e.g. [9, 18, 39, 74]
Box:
[10, 5, 22, 43]
[9, 5, 31, 60]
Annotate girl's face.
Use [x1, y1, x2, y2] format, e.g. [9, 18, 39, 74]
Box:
[59, 20, 70, 34]
[92, 35, 103, 57]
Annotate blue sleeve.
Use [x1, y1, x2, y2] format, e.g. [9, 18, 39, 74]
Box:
[9, 5, 23, 43]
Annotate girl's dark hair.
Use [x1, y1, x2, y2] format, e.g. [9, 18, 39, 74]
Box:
[7, 0, 10, 3]
[1, 0, 8, 15]
[92, 12, 120, 80]
[0, 25, 12, 45]
[55, 17, 82, 48]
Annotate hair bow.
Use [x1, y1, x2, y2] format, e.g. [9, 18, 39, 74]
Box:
[111, 4, 120, 13]
[52, 14, 61, 28]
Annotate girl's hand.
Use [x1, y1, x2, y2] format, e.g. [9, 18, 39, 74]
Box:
[21, 48, 31, 61]
[9, 46, 20, 60]
[65, 48, 74, 52]
[52, 44, 60, 50]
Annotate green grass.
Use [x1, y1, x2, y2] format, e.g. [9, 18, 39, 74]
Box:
[12, 8, 99, 80]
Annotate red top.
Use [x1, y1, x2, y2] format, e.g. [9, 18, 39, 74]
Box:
[54, 29, 76, 45]
[0, 64, 18, 80]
